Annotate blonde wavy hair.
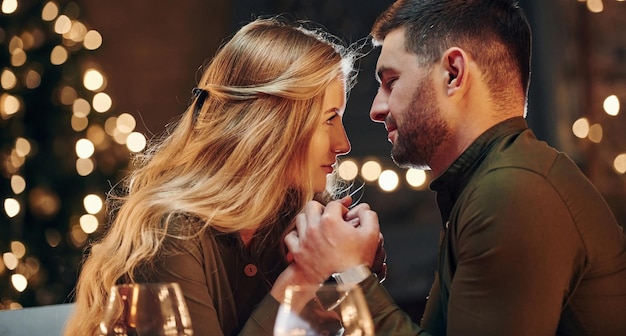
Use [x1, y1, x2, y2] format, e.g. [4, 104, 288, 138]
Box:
[64, 16, 358, 336]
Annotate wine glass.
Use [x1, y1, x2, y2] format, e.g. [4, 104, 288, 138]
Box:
[98, 282, 193, 336]
[274, 283, 374, 336]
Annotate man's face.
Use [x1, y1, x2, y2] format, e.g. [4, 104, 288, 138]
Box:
[370, 29, 451, 170]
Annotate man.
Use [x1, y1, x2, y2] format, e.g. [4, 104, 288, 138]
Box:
[285, 0, 626, 335]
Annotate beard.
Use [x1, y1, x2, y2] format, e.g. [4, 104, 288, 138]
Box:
[390, 79, 451, 170]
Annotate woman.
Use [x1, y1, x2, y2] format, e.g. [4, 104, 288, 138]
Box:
[63, 16, 369, 335]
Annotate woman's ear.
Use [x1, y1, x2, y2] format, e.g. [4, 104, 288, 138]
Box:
[442, 47, 468, 96]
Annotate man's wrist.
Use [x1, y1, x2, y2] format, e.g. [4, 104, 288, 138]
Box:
[331, 264, 372, 285]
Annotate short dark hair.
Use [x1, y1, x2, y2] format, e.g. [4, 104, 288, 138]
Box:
[371, 0, 531, 101]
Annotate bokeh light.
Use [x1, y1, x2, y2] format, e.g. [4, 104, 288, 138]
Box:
[93, 92, 112, 112]
[76, 158, 95, 176]
[11, 241, 26, 259]
[1, 94, 21, 117]
[83, 194, 103, 214]
[10, 175, 26, 194]
[116, 113, 136, 133]
[1, 68, 17, 90]
[4, 198, 20, 218]
[41, 2, 59, 21]
[50, 45, 68, 65]
[586, 0, 604, 13]
[126, 132, 147, 152]
[378, 169, 399, 192]
[613, 153, 626, 174]
[83, 69, 105, 91]
[588, 124, 603, 143]
[3, 253, 19, 270]
[75, 138, 95, 158]
[11, 274, 28, 292]
[603, 95, 620, 116]
[1, 0, 18, 14]
[79, 214, 99, 234]
[53, 15, 71, 34]
[338, 160, 359, 181]
[572, 117, 590, 139]
[83, 30, 102, 50]
[361, 160, 382, 182]
[406, 169, 427, 188]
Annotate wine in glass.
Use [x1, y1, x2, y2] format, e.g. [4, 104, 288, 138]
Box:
[98, 282, 193, 336]
[274, 283, 374, 336]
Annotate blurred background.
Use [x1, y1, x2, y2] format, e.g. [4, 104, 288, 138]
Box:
[1, 0, 625, 321]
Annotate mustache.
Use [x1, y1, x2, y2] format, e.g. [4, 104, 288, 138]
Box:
[384, 115, 397, 130]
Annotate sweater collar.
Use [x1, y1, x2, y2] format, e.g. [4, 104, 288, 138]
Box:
[429, 116, 528, 224]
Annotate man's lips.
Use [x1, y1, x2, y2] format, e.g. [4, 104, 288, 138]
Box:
[385, 123, 397, 143]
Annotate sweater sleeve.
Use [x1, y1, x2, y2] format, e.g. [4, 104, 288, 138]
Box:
[359, 274, 430, 335]
[136, 237, 230, 336]
[237, 294, 280, 335]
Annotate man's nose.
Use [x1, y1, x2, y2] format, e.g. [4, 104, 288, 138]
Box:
[369, 91, 388, 123]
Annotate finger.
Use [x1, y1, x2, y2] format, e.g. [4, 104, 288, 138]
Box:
[284, 230, 299, 252]
[345, 203, 371, 221]
[292, 213, 307, 238]
[302, 201, 325, 230]
[323, 200, 350, 222]
[354, 208, 380, 232]
[339, 195, 353, 209]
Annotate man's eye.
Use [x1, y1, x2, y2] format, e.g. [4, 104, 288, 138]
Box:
[385, 78, 397, 89]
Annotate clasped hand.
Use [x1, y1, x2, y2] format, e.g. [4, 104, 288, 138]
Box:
[284, 196, 385, 284]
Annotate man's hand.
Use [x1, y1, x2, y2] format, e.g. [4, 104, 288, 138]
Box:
[284, 197, 381, 284]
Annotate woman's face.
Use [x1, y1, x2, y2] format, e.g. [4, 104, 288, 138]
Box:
[307, 79, 351, 192]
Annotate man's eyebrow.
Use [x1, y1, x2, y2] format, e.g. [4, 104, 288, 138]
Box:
[375, 66, 392, 83]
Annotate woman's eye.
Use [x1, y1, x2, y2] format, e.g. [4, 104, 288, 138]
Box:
[326, 113, 338, 125]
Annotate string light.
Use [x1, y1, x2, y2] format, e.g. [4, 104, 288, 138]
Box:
[1, 1, 145, 308]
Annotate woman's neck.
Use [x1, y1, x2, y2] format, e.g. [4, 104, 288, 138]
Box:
[239, 229, 255, 248]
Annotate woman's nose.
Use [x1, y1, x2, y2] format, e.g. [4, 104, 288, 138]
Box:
[334, 126, 351, 155]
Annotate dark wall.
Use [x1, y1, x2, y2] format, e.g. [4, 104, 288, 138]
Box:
[82, 1, 233, 136]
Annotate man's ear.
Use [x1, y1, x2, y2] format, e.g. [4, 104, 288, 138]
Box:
[442, 47, 468, 96]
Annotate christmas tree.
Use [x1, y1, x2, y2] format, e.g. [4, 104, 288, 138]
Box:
[0, 0, 145, 309]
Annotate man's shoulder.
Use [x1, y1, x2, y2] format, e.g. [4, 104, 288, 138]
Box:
[482, 129, 567, 178]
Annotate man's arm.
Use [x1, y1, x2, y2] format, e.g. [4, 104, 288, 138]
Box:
[445, 169, 582, 335]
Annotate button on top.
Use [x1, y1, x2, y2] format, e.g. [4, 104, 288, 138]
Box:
[244, 263, 257, 277]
